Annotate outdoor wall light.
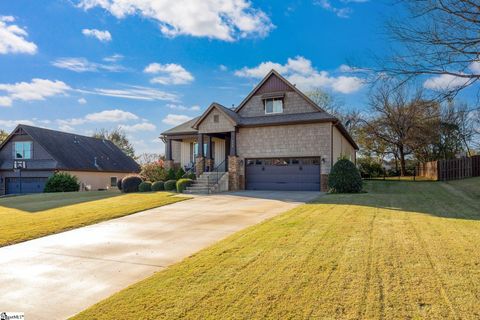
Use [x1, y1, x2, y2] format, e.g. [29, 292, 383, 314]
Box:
[321, 157, 326, 164]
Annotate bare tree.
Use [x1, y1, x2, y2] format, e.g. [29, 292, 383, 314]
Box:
[93, 128, 136, 158]
[380, 0, 480, 97]
[363, 82, 438, 175]
[0, 129, 8, 145]
[307, 88, 344, 117]
[137, 153, 164, 166]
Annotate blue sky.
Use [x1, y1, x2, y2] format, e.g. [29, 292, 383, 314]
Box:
[0, 0, 470, 155]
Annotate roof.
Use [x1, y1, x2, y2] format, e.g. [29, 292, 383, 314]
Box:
[1, 125, 140, 172]
[160, 69, 358, 150]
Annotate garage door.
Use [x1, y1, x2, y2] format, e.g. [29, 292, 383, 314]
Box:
[246, 158, 320, 191]
[6, 177, 48, 194]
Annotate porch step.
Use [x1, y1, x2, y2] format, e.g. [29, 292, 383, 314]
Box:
[184, 171, 227, 194]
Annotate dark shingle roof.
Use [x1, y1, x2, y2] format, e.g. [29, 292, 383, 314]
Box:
[238, 112, 337, 126]
[161, 117, 199, 135]
[20, 125, 140, 172]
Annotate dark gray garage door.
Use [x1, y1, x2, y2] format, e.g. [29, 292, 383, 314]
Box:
[6, 177, 48, 194]
[246, 158, 320, 191]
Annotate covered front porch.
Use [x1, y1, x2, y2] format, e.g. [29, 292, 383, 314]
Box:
[164, 130, 239, 176]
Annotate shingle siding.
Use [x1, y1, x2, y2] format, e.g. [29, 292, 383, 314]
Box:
[198, 110, 235, 134]
[237, 122, 332, 174]
[238, 91, 318, 117]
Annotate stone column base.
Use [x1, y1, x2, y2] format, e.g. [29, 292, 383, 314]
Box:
[195, 157, 205, 177]
[321, 174, 329, 192]
[164, 160, 174, 171]
[228, 155, 240, 191]
[205, 159, 215, 172]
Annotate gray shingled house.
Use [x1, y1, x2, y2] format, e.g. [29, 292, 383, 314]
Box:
[161, 70, 358, 193]
[0, 125, 140, 195]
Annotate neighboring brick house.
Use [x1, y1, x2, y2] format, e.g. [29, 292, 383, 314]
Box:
[0, 125, 140, 195]
[161, 70, 358, 192]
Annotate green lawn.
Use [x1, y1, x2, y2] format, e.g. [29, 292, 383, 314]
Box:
[0, 191, 188, 247]
[73, 178, 480, 320]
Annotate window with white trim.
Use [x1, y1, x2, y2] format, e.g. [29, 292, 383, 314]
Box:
[264, 98, 283, 114]
[13, 141, 32, 159]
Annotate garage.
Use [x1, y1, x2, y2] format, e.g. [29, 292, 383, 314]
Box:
[246, 158, 321, 191]
[5, 177, 48, 194]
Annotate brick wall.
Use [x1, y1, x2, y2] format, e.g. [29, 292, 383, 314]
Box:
[238, 91, 318, 117]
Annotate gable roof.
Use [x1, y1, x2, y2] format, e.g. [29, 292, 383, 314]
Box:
[192, 102, 239, 129]
[0, 124, 140, 173]
[161, 117, 200, 135]
[234, 69, 328, 114]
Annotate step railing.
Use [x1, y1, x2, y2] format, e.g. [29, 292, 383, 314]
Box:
[206, 159, 227, 194]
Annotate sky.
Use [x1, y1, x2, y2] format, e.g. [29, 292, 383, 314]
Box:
[0, 0, 475, 155]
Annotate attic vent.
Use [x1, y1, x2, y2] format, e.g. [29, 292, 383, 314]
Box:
[94, 157, 100, 169]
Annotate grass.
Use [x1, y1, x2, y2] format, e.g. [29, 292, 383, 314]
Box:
[73, 177, 480, 320]
[0, 191, 188, 247]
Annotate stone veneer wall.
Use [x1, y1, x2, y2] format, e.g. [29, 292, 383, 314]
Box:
[238, 91, 318, 117]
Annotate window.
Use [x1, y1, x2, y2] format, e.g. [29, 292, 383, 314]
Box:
[193, 143, 213, 158]
[110, 177, 117, 187]
[14, 141, 32, 159]
[264, 98, 283, 114]
[213, 114, 219, 123]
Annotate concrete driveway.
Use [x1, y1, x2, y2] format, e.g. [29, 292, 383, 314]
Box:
[0, 191, 320, 320]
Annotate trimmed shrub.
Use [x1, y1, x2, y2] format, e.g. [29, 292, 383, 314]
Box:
[176, 178, 193, 193]
[151, 181, 165, 191]
[44, 172, 80, 193]
[121, 175, 143, 193]
[187, 173, 196, 180]
[116, 178, 122, 191]
[175, 168, 186, 180]
[138, 181, 152, 192]
[328, 159, 363, 193]
[166, 168, 176, 181]
[164, 179, 177, 191]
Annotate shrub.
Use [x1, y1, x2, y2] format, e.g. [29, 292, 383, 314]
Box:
[116, 178, 122, 190]
[175, 167, 186, 180]
[138, 181, 152, 192]
[187, 173, 196, 180]
[44, 172, 80, 193]
[358, 157, 384, 178]
[164, 179, 177, 191]
[328, 159, 363, 193]
[151, 181, 165, 191]
[166, 168, 176, 181]
[176, 178, 193, 193]
[140, 161, 167, 182]
[121, 175, 143, 193]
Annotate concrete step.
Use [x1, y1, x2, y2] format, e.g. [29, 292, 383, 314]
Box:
[183, 189, 209, 194]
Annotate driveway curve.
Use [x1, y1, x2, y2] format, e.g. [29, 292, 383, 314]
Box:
[0, 191, 319, 320]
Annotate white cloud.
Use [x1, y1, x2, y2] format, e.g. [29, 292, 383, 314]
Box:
[78, 98, 87, 104]
[0, 119, 35, 128]
[423, 74, 470, 91]
[167, 103, 200, 111]
[162, 114, 192, 126]
[78, 85, 178, 102]
[469, 62, 480, 74]
[119, 122, 156, 132]
[315, 0, 368, 18]
[0, 16, 37, 55]
[144, 63, 194, 85]
[77, 0, 273, 41]
[52, 57, 124, 72]
[235, 56, 364, 94]
[0, 78, 70, 106]
[85, 109, 138, 122]
[103, 54, 123, 62]
[219, 64, 228, 71]
[57, 109, 140, 130]
[82, 28, 112, 42]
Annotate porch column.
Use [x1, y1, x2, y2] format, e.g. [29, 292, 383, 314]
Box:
[228, 130, 241, 190]
[164, 138, 174, 170]
[195, 133, 205, 176]
[205, 135, 214, 171]
[229, 130, 237, 156]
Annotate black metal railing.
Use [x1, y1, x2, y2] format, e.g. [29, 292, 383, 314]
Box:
[207, 159, 227, 194]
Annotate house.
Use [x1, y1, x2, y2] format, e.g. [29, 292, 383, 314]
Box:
[0, 124, 140, 195]
[160, 70, 358, 192]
